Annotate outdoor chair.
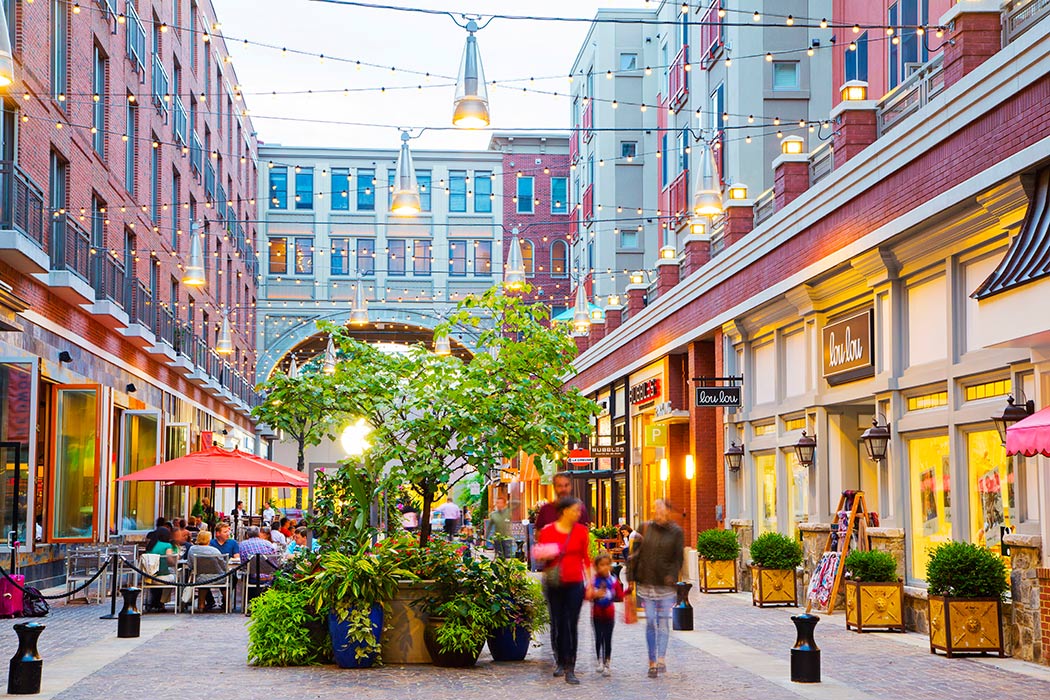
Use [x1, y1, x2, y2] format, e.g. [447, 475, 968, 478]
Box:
[138, 553, 179, 614]
[110, 544, 139, 589]
[241, 552, 282, 616]
[65, 545, 108, 604]
[187, 553, 232, 614]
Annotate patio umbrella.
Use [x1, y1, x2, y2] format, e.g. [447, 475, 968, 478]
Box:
[1006, 405, 1050, 457]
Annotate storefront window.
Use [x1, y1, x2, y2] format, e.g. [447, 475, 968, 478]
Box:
[163, 424, 190, 522]
[119, 412, 160, 532]
[908, 434, 950, 581]
[53, 387, 98, 540]
[0, 363, 34, 544]
[967, 429, 1014, 558]
[787, 451, 808, 536]
[756, 453, 777, 535]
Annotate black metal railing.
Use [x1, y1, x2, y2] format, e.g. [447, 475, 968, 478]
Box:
[50, 214, 92, 282]
[90, 252, 126, 307]
[128, 279, 152, 327]
[154, 305, 175, 346]
[0, 161, 47, 251]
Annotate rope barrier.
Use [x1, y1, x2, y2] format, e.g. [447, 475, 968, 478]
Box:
[118, 557, 255, 589]
[0, 560, 111, 601]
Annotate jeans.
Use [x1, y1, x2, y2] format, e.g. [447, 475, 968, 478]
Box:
[494, 537, 515, 559]
[593, 617, 614, 664]
[641, 595, 673, 663]
[547, 582, 585, 667]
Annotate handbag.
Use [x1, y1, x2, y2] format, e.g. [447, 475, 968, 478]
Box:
[542, 529, 575, 588]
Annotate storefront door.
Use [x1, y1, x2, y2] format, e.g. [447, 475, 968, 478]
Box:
[0, 361, 36, 545]
[50, 385, 101, 541]
[118, 411, 161, 533]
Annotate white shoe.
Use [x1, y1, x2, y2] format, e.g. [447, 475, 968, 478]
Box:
[602, 662, 611, 676]
[595, 661, 604, 673]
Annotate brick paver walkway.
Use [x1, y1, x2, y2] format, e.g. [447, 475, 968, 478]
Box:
[0, 589, 1046, 700]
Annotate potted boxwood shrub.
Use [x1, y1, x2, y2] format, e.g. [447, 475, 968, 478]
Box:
[843, 549, 905, 633]
[696, 528, 740, 593]
[418, 555, 502, 667]
[926, 541, 1008, 657]
[749, 532, 803, 607]
[247, 573, 330, 666]
[487, 557, 549, 662]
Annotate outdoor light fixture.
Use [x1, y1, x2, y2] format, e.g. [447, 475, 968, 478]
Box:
[504, 228, 526, 290]
[350, 282, 369, 326]
[0, 10, 14, 87]
[389, 132, 421, 217]
[993, 396, 1035, 446]
[840, 80, 869, 101]
[629, 271, 645, 285]
[861, 416, 891, 462]
[794, 430, 817, 468]
[215, 314, 234, 355]
[727, 183, 749, 200]
[321, 336, 337, 375]
[571, 282, 591, 336]
[659, 245, 676, 260]
[684, 454, 695, 480]
[286, 356, 299, 379]
[58, 350, 73, 363]
[692, 139, 723, 216]
[607, 293, 621, 306]
[781, 136, 805, 155]
[452, 20, 490, 128]
[182, 222, 206, 286]
[125, 383, 137, 393]
[689, 219, 707, 236]
[340, 418, 372, 457]
[434, 333, 452, 356]
[659, 457, 669, 482]
[724, 442, 744, 472]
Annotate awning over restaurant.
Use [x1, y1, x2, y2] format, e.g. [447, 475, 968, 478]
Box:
[1006, 405, 1050, 457]
[116, 446, 309, 487]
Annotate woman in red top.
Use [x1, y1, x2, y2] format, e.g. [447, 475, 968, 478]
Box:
[535, 496, 592, 685]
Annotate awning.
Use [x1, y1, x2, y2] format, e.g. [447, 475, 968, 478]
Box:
[552, 302, 602, 322]
[1006, 405, 1050, 457]
[116, 446, 309, 488]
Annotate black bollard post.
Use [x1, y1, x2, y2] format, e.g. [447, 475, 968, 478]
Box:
[672, 581, 694, 631]
[8, 622, 45, 695]
[101, 553, 120, 620]
[790, 613, 821, 683]
[117, 587, 141, 639]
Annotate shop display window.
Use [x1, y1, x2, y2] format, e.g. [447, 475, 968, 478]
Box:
[0, 362, 34, 544]
[756, 453, 777, 535]
[967, 429, 1014, 562]
[908, 434, 950, 580]
[119, 412, 160, 532]
[52, 387, 99, 540]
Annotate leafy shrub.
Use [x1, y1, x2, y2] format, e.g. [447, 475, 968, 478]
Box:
[591, 525, 620, 540]
[844, 549, 898, 583]
[926, 541, 1009, 601]
[418, 555, 503, 654]
[248, 578, 329, 666]
[490, 557, 549, 634]
[696, 528, 741, 561]
[749, 532, 803, 570]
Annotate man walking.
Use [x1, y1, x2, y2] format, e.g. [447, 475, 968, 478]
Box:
[489, 495, 514, 559]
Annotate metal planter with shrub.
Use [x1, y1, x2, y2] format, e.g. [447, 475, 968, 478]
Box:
[925, 542, 1008, 658]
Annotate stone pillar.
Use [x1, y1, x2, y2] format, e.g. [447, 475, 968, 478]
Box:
[1005, 534, 1043, 663]
[722, 201, 755, 249]
[940, 1, 1003, 89]
[831, 96, 878, 167]
[605, 305, 623, 332]
[681, 233, 711, 276]
[625, 283, 646, 317]
[773, 152, 810, 211]
[868, 527, 906, 580]
[655, 258, 679, 297]
[1039, 567, 1050, 665]
[731, 519, 754, 592]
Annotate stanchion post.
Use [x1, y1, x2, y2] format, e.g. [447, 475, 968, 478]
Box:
[100, 553, 119, 620]
[790, 613, 821, 683]
[8, 622, 44, 695]
[117, 587, 141, 638]
[672, 581, 694, 630]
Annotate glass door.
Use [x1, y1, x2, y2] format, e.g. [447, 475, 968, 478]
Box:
[0, 362, 35, 545]
[50, 385, 100, 541]
[118, 411, 161, 533]
[163, 423, 189, 522]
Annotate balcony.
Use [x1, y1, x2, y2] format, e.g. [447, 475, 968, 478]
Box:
[668, 170, 689, 225]
[582, 184, 594, 223]
[582, 100, 593, 142]
[569, 129, 579, 164]
[40, 215, 94, 304]
[151, 54, 169, 114]
[0, 161, 48, 273]
[699, 2, 724, 67]
[172, 95, 187, 145]
[119, 279, 156, 347]
[877, 54, 945, 137]
[125, 1, 147, 74]
[205, 162, 216, 201]
[190, 131, 203, 176]
[85, 252, 129, 328]
[668, 45, 689, 109]
[1004, 0, 1050, 44]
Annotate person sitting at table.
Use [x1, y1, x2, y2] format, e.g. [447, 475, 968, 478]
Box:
[144, 516, 168, 553]
[145, 526, 179, 612]
[285, 527, 318, 557]
[186, 516, 200, 535]
[172, 526, 191, 557]
[186, 530, 224, 612]
[240, 526, 278, 590]
[278, 517, 295, 539]
[210, 523, 240, 558]
[269, 524, 287, 548]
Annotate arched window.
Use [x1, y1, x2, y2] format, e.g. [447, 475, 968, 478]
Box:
[521, 240, 534, 276]
[550, 240, 568, 278]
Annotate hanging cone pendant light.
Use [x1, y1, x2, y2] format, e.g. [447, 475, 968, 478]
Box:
[322, 336, 337, 374]
[183, 222, 206, 286]
[434, 333, 451, 356]
[390, 132, 421, 216]
[287, 355, 299, 379]
[215, 314, 233, 354]
[692, 139, 723, 217]
[0, 10, 14, 87]
[504, 228, 526, 290]
[572, 281, 591, 336]
[350, 281, 369, 326]
[452, 20, 490, 128]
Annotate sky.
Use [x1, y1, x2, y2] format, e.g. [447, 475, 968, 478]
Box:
[214, 0, 642, 152]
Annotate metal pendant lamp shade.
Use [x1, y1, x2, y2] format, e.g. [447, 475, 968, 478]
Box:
[504, 230, 526, 290]
[692, 140, 723, 217]
[215, 314, 233, 355]
[286, 355, 299, 379]
[389, 132, 421, 217]
[572, 282, 591, 336]
[322, 336, 337, 375]
[0, 12, 14, 88]
[434, 333, 451, 356]
[452, 22, 490, 128]
[183, 224, 206, 286]
[350, 281, 369, 326]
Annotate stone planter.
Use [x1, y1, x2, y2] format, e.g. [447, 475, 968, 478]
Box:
[699, 558, 737, 593]
[928, 595, 1004, 657]
[380, 580, 433, 664]
[751, 566, 798, 607]
[844, 580, 905, 633]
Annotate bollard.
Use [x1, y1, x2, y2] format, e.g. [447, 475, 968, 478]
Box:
[672, 581, 694, 631]
[8, 622, 44, 695]
[790, 613, 821, 683]
[117, 587, 141, 639]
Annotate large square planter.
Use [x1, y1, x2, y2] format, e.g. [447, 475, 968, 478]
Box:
[751, 566, 797, 607]
[699, 558, 737, 593]
[380, 580, 433, 664]
[928, 595, 1004, 658]
[844, 580, 905, 633]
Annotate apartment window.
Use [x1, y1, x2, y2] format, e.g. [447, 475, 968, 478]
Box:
[388, 239, 406, 276]
[449, 170, 467, 213]
[772, 62, 800, 91]
[517, 176, 534, 214]
[125, 96, 137, 195]
[268, 237, 287, 275]
[620, 230, 639, 249]
[330, 237, 350, 275]
[660, 133, 669, 186]
[294, 167, 313, 210]
[845, 32, 869, 83]
[49, 151, 67, 220]
[619, 53, 638, 71]
[294, 238, 313, 274]
[417, 170, 432, 212]
[356, 238, 375, 275]
[92, 46, 106, 156]
[449, 241, 467, 276]
[474, 171, 492, 213]
[171, 170, 181, 248]
[150, 133, 160, 224]
[550, 240, 568, 278]
[965, 379, 1012, 402]
[51, 0, 69, 103]
[413, 240, 431, 275]
[521, 240, 534, 276]
[269, 166, 288, 209]
[357, 168, 375, 211]
[620, 141, 637, 159]
[547, 176, 568, 215]
[474, 240, 492, 275]
[889, 1, 928, 88]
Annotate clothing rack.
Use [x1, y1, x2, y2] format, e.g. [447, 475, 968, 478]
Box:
[806, 490, 870, 615]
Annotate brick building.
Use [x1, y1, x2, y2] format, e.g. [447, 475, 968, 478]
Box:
[0, 0, 258, 585]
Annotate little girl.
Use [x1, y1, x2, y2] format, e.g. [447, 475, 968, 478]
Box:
[589, 553, 626, 676]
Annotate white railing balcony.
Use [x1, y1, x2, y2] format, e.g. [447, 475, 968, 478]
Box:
[172, 95, 187, 144]
[125, 2, 147, 73]
[151, 54, 169, 114]
[876, 54, 945, 137]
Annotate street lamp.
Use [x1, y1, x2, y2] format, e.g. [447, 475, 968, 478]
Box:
[215, 314, 233, 355]
[340, 418, 373, 457]
[794, 431, 817, 468]
[504, 228, 526, 290]
[434, 333, 451, 356]
[286, 355, 299, 379]
[684, 454, 695, 480]
[182, 221, 206, 286]
[692, 138, 722, 217]
[452, 20, 490, 128]
[321, 336, 337, 375]
[571, 282, 590, 336]
[992, 396, 1034, 446]
[724, 442, 744, 472]
[350, 281, 369, 326]
[860, 416, 891, 462]
[389, 131, 421, 217]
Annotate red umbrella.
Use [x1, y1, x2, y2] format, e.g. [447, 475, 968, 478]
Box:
[116, 445, 308, 488]
[1006, 405, 1050, 457]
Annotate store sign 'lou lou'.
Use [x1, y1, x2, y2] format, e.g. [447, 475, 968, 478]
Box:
[822, 309, 875, 385]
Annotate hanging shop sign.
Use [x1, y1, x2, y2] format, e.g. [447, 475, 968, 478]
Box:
[629, 378, 661, 405]
[822, 309, 875, 385]
[591, 444, 626, 459]
[695, 385, 742, 407]
[567, 448, 594, 465]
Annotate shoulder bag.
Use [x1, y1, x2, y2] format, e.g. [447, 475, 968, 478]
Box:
[542, 528, 575, 588]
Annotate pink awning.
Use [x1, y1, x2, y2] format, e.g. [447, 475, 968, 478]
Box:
[116, 446, 308, 488]
[1006, 405, 1050, 457]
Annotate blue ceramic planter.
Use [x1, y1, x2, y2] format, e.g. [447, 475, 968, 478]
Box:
[328, 605, 383, 669]
[487, 624, 531, 662]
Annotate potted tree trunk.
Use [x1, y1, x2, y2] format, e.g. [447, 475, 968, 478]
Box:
[696, 528, 740, 593]
[749, 532, 802, 607]
[843, 549, 905, 633]
[486, 558, 549, 661]
[926, 542, 1008, 658]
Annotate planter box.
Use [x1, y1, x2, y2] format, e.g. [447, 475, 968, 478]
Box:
[844, 580, 905, 633]
[699, 558, 737, 593]
[751, 566, 797, 607]
[928, 595, 1004, 658]
[380, 580, 433, 664]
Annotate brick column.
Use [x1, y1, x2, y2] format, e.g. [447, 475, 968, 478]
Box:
[831, 94, 878, 167]
[1039, 568, 1050, 665]
[941, 1, 1003, 89]
[722, 201, 755, 249]
[589, 319, 606, 343]
[656, 258, 679, 296]
[682, 233, 711, 276]
[625, 283, 646, 317]
[574, 334, 590, 354]
[688, 339, 719, 535]
[605, 305, 623, 332]
[773, 152, 810, 211]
